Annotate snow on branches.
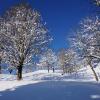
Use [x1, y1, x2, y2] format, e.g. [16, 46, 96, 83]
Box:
[0, 4, 52, 79]
[70, 16, 100, 81]
[94, 0, 100, 6]
[38, 49, 57, 72]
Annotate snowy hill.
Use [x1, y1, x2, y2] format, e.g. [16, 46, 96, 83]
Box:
[0, 66, 100, 82]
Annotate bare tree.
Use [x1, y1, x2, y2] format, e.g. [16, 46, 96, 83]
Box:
[2, 4, 51, 80]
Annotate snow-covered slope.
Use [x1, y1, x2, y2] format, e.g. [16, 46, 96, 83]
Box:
[0, 66, 100, 81]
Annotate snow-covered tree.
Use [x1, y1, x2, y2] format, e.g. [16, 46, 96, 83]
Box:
[2, 4, 51, 80]
[0, 40, 3, 74]
[38, 49, 57, 73]
[58, 49, 66, 74]
[58, 48, 78, 74]
[70, 16, 100, 81]
[0, 17, 7, 74]
[94, 0, 100, 6]
[65, 49, 80, 73]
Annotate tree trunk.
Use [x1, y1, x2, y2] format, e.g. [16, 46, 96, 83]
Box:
[17, 66, 22, 80]
[0, 65, 1, 74]
[63, 65, 66, 74]
[53, 67, 55, 73]
[48, 66, 49, 73]
[62, 65, 65, 74]
[89, 64, 99, 81]
[92, 67, 99, 81]
[0, 60, 1, 74]
[88, 59, 99, 81]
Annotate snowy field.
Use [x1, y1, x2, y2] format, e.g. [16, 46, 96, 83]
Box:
[0, 68, 100, 100]
[0, 66, 100, 82]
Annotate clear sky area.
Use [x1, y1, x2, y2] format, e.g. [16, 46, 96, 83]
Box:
[0, 0, 97, 52]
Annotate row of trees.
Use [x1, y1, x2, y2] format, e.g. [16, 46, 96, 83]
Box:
[0, 0, 100, 81]
[53, 0, 100, 81]
[38, 49, 57, 73]
[62, 0, 100, 81]
[57, 17, 100, 81]
[0, 4, 52, 80]
[37, 48, 81, 75]
[58, 49, 81, 74]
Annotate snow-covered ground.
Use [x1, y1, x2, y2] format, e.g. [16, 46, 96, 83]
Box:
[0, 81, 100, 100]
[0, 67, 100, 100]
[0, 66, 100, 81]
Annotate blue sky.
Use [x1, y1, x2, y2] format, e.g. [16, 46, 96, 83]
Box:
[0, 0, 96, 52]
